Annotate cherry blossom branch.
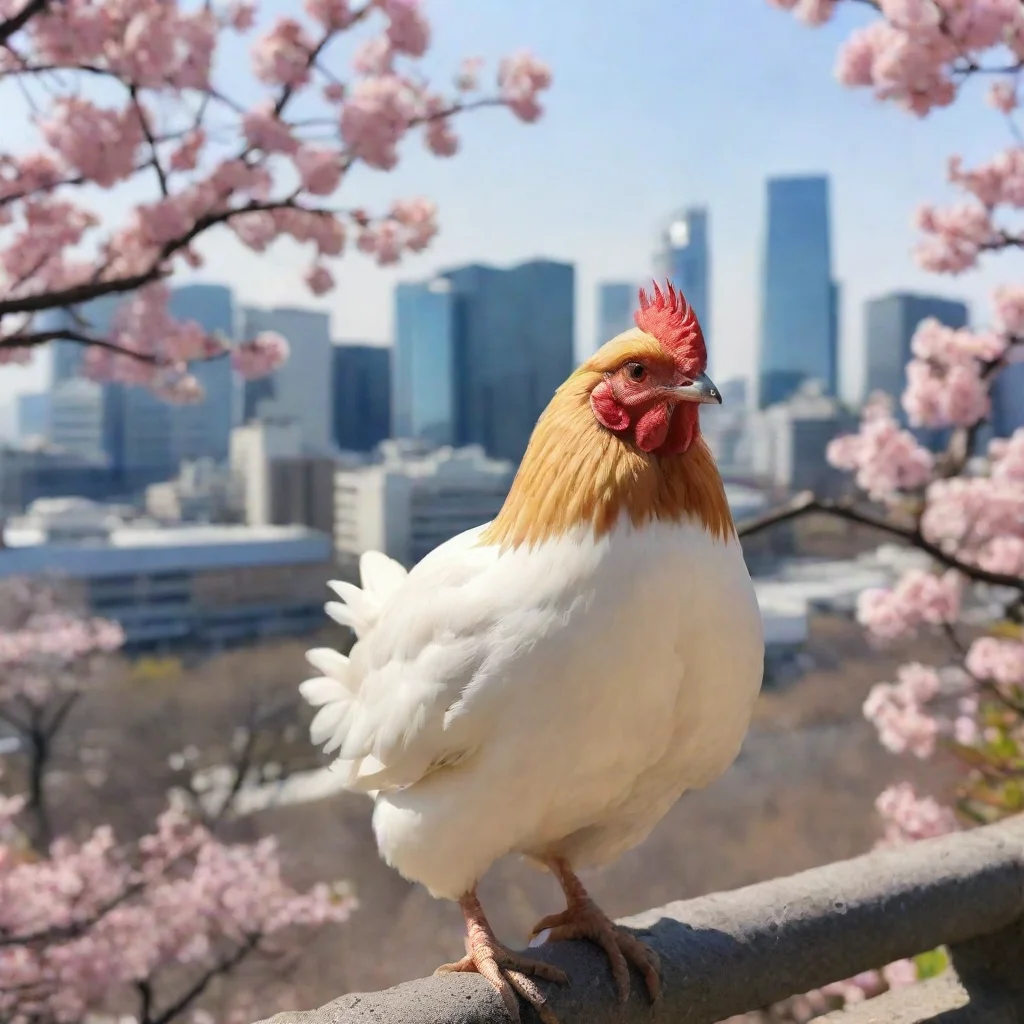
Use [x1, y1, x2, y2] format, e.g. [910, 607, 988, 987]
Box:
[0, 0, 48, 47]
[147, 933, 261, 1024]
[736, 491, 1024, 592]
[1, 327, 159, 361]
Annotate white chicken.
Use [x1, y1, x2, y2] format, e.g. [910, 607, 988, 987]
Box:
[299, 282, 764, 1023]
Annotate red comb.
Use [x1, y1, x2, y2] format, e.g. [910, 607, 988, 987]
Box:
[634, 280, 706, 367]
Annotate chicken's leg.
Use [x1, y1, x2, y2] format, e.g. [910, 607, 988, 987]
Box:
[529, 857, 661, 1004]
[436, 890, 568, 1024]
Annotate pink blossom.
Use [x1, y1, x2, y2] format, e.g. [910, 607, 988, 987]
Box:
[792, 0, 837, 25]
[231, 332, 290, 379]
[294, 145, 343, 195]
[977, 536, 1024, 576]
[251, 17, 314, 88]
[323, 81, 346, 102]
[994, 284, 1024, 335]
[990, 429, 1024, 482]
[423, 94, 459, 157]
[1, 199, 97, 287]
[242, 103, 299, 154]
[305, 0, 356, 30]
[922, 472, 1024, 555]
[988, 80, 1018, 113]
[169, 130, 206, 173]
[0, 345, 32, 366]
[826, 406, 934, 499]
[948, 149, 1024, 207]
[353, 35, 395, 75]
[379, 0, 430, 57]
[40, 98, 143, 189]
[966, 637, 1024, 688]
[911, 318, 1007, 364]
[498, 51, 553, 122]
[875, 782, 958, 846]
[0, 805, 355, 1022]
[305, 263, 335, 295]
[863, 664, 942, 758]
[340, 76, 421, 170]
[915, 202, 995, 273]
[902, 358, 990, 429]
[390, 196, 438, 249]
[226, 2, 257, 31]
[457, 57, 484, 92]
[857, 569, 961, 641]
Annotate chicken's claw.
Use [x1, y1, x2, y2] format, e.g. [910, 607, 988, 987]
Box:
[436, 937, 567, 1024]
[530, 895, 660, 1005]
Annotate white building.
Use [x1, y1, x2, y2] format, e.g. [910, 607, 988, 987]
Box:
[334, 441, 516, 567]
[240, 306, 333, 453]
[2, 498, 333, 650]
[229, 417, 304, 526]
[751, 380, 856, 495]
[49, 378, 105, 460]
[145, 458, 237, 524]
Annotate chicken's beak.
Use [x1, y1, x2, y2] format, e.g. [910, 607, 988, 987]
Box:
[667, 372, 722, 405]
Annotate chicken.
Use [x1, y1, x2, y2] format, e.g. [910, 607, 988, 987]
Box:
[299, 281, 765, 1024]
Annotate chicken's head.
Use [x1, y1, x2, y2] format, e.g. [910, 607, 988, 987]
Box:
[588, 281, 720, 456]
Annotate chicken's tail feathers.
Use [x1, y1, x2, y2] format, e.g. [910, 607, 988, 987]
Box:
[359, 550, 408, 598]
[323, 551, 408, 640]
[301, 647, 360, 755]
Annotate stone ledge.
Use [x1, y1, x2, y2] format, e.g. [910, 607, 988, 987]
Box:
[254, 816, 1024, 1024]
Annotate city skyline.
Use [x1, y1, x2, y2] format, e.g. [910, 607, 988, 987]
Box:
[0, 0, 1006, 432]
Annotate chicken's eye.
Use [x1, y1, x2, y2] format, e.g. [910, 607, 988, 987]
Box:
[625, 362, 646, 382]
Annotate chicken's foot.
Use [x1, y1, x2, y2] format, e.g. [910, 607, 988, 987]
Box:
[529, 857, 661, 1004]
[436, 890, 568, 1024]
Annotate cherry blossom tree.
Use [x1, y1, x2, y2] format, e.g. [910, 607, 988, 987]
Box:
[737, 0, 1024, 1017]
[0, 0, 551, 401]
[0, 577, 354, 1024]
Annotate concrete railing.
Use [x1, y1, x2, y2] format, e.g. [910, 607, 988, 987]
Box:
[255, 816, 1024, 1024]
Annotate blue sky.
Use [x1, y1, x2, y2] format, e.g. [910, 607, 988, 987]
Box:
[1, 0, 1018, 431]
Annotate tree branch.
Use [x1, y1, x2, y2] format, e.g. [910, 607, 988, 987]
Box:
[150, 934, 261, 1024]
[0, 197, 313, 318]
[0, 0, 48, 47]
[736, 491, 1024, 593]
[0, 327, 161, 362]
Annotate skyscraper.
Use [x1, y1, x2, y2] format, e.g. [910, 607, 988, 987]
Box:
[595, 282, 636, 350]
[168, 283, 235, 465]
[332, 343, 391, 452]
[443, 259, 575, 463]
[992, 363, 1024, 439]
[863, 292, 969, 405]
[393, 278, 457, 446]
[239, 305, 333, 453]
[656, 208, 710, 357]
[759, 176, 838, 408]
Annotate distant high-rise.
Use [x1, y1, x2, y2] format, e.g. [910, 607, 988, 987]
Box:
[443, 259, 575, 463]
[332, 343, 391, 452]
[393, 278, 457, 446]
[863, 292, 969, 405]
[16, 393, 50, 438]
[992, 363, 1024, 438]
[50, 379, 105, 459]
[656, 208, 710, 358]
[595, 282, 635, 350]
[239, 305, 333, 453]
[759, 176, 838, 408]
[168, 284, 236, 465]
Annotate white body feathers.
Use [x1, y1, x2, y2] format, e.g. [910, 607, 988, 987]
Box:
[300, 518, 764, 901]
